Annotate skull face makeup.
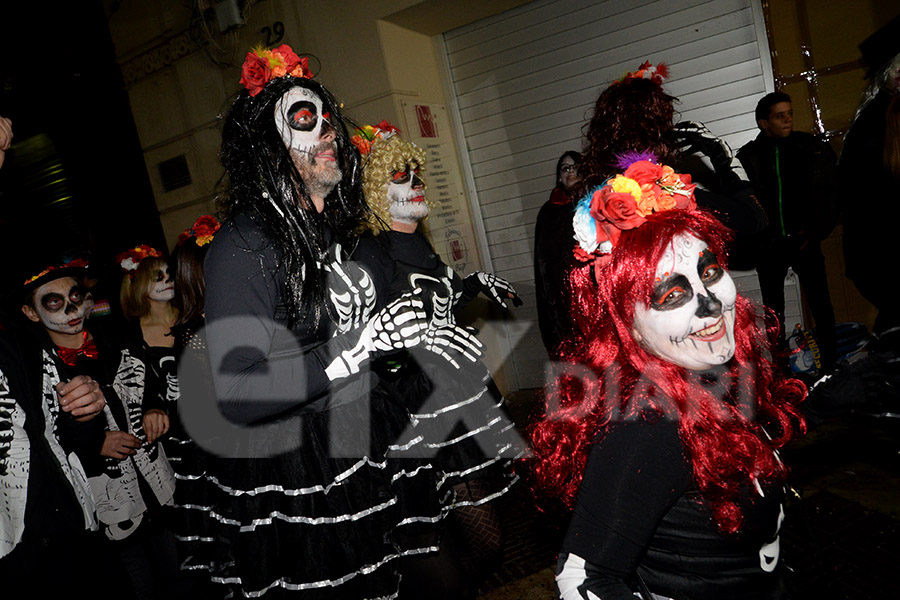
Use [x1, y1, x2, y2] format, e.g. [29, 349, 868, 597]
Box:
[25, 277, 90, 337]
[147, 264, 174, 302]
[274, 87, 340, 202]
[387, 165, 428, 224]
[632, 234, 737, 370]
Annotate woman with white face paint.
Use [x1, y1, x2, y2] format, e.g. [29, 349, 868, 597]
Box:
[353, 124, 525, 598]
[118, 245, 176, 445]
[529, 157, 808, 600]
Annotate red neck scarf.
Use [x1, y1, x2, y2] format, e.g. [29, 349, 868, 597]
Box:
[56, 330, 99, 367]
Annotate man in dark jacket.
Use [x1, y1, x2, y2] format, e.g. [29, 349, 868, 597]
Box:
[737, 92, 839, 370]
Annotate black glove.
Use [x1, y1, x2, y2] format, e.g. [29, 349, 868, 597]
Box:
[460, 271, 523, 309]
[672, 121, 742, 187]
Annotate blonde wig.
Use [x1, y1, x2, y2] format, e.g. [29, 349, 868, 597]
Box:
[361, 134, 433, 232]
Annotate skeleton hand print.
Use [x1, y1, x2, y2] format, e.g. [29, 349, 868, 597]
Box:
[320, 292, 428, 381]
[420, 325, 485, 369]
[324, 244, 377, 334]
[463, 271, 522, 310]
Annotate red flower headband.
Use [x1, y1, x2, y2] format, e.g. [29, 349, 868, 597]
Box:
[115, 245, 162, 273]
[239, 44, 313, 97]
[178, 215, 221, 247]
[23, 258, 89, 287]
[350, 120, 399, 156]
[616, 61, 669, 86]
[572, 152, 696, 263]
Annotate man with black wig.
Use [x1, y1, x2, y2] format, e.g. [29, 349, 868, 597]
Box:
[192, 45, 475, 598]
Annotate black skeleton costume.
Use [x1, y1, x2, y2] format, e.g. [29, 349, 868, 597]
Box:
[0, 331, 97, 562]
[177, 46, 484, 598]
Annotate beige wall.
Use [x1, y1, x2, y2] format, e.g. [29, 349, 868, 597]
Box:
[107, 0, 530, 392]
[107, 0, 529, 247]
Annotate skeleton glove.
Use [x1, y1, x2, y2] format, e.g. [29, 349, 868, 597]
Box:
[420, 325, 486, 369]
[323, 243, 377, 334]
[315, 292, 428, 381]
[461, 271, 523, 309]
[672, 121, 745, 186]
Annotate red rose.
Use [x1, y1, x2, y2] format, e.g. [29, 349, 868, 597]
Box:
[240, 52, 272, 97]
[193, 215, 220, 235]
[591, 186, 646, 231]
[289, 56, 312, 78]
[623, 161, 663, 187]
[273, 44, 301, 69]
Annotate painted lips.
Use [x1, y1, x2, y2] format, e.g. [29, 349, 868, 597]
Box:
[315, 148, 336, 162]
[689, 317, 726, 342]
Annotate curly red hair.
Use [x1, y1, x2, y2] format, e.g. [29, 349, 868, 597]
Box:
[528, 209, 806, 533]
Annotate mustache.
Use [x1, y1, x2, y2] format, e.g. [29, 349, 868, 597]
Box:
[298, 141, 338, 160]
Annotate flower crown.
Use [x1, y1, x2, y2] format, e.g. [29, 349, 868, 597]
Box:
[178, 215, 221, 247]
[572, 152, 696, 261]
[350, 121, 399, 156]
[23, 258, 89, 286]
[616, 61, 669, 86]
[116, 245, 162, 273]
[239, 44, 313, 97]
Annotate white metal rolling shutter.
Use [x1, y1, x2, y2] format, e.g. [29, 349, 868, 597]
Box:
[442, 0, 785, 390]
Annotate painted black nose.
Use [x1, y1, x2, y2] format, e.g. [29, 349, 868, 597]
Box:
[695, 291, 722, 318]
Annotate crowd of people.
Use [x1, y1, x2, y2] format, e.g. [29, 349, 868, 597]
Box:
[1, 29, 899, 600]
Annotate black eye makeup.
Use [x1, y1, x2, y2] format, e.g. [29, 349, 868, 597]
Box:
[40, 292, 65, 312]
[287, 101, 318, 132]
[698, 250, 724, 287]
[650, 273, 693, 311]
[391, 166, 419, 185]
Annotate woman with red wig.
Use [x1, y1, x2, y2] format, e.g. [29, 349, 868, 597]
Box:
[529, 155, 807, 599]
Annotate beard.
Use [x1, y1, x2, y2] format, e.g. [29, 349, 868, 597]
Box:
[293, 141, 342, 199]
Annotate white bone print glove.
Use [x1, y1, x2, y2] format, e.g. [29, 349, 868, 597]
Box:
[461, 271, 523, 309]
[314, 292, 428, 381]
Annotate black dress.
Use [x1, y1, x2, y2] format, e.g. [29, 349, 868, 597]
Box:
[354, 230, 522, 509]
[180, 214, 440, 598]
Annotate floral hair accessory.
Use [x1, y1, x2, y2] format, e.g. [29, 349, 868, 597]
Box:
[616, 61, 669, 86]
[23, 258, 89, 287]
[116, 245, 162, 273]
[350, 120, 399, 156]
[239, 44, 313, 97]
[178, 215, 221, 247]
[572, 153, 696, 262]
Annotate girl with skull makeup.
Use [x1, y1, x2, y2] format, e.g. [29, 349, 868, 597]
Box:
[19, 259, 180, 597]
[529, 157, 808, 600]
[118, 245, 177, 447]
[186, 45, 478, 599]
[351, 123, 525, 598]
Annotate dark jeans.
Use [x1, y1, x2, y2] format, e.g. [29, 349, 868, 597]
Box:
[112, 510, 181, 600]
[757, 236, 837, 367]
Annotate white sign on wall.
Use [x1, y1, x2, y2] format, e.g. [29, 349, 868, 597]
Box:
[401, 101, 481, 275]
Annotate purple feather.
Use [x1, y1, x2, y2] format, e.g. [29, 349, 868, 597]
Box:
[614, 150, 658, 171]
